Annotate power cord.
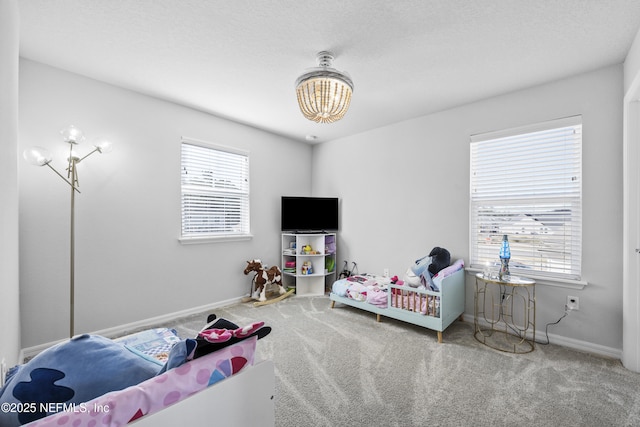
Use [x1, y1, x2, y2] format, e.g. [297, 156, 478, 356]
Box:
[537, 305, 570, 345]
[493, 286, 571, 346]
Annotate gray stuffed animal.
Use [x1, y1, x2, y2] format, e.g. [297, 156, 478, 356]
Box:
[428, 247, 451, 275]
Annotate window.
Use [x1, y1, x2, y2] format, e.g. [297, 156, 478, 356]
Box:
[470, 116, 582, 281]
[180, 138, 250, 241]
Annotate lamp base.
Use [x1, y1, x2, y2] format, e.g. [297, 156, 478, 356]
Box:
[499, 258, 510, 280]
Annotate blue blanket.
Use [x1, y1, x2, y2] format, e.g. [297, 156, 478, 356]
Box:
[0, 334, 160, 426]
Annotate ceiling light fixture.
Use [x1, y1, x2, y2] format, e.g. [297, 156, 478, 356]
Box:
[295, 51, 353, 124]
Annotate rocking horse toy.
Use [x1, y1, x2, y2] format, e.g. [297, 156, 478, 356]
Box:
[243, 259, 294, 306]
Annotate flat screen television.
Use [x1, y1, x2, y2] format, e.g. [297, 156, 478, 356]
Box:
[281, 196, 339, 232]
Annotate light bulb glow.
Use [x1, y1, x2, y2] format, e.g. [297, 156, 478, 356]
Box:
[23, 146, 52, 166]
[60, 125, 85, 144]
[93, 137, 113, 153]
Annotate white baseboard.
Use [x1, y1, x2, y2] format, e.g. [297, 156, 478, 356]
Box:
[544, 331, 622, 360]
[461, 313, 621, 360]
[21, 296, 244, 360]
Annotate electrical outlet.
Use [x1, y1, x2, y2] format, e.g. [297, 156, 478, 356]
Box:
[383, 268, 390, 277]
[567, 296, 580, 311]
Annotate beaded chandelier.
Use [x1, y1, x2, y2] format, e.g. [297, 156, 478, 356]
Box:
[295, 51, 354, 124]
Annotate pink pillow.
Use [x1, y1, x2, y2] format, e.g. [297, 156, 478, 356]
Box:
[434, 259, 464, 279]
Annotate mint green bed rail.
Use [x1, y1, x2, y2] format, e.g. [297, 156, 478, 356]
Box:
[329, 268, 465, 343]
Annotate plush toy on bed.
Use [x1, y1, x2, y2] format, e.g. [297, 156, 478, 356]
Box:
[428, 247, 451, 275]
[405, 246, 452, 289]
[159, 314, 272, 373]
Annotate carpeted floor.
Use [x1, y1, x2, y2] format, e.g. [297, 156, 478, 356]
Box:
[157, 295, 640, 427]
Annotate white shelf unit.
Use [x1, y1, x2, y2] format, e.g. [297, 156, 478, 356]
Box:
[281, 233, 336, 296]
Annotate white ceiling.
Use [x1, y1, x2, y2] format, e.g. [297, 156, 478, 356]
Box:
[17, 0, 640, 143]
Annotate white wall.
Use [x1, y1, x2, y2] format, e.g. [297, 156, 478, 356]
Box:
[622, 27, 640, 371]
[19, 60, 312, 347]
[313, 64, 624, 354]
[0, 0, 21, 367]
[625, 28, 640, 93]
[17, 58, 626, 354]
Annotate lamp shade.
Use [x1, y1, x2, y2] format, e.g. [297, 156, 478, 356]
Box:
[60, 125, 85, 144]
[93, 137, 113, 154]
[295, 51, 353, 124]
[23, 146, 52, 166]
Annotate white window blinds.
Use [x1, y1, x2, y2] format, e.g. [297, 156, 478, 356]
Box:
[181, 139, 250, 238]
[469, 116, 582, 281]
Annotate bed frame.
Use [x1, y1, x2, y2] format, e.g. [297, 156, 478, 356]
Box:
[132, 360, 275, 426]
[329, 268, 465, 342]
[24, 342, 275, 427]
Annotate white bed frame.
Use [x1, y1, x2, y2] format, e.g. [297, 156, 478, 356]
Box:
[329, 268, 465, 342]
[132, 360, 275, 426]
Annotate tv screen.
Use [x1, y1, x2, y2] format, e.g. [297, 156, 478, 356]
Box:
[281, 196, 339, 232]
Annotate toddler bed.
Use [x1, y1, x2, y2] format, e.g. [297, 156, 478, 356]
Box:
[329, 261, 465, 343]
[0, 318, 275, 427]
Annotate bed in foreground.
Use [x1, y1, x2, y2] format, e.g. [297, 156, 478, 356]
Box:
[0, 318, 275, 427]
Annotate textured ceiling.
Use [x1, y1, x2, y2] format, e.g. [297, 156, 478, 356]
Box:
[17, 0, 640, 143]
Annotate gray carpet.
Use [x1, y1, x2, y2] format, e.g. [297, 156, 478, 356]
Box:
[157, 295, 640, 427]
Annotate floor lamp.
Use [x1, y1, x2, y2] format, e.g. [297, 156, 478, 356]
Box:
[24, 125, 112, 338]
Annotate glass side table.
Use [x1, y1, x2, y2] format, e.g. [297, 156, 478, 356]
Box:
[474, 272, 536, 353]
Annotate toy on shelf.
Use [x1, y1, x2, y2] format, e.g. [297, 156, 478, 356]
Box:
[301, 261, 313, 275]
[301, 244, 322, 255]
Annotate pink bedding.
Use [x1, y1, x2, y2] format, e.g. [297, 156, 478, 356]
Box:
[331, 260, 465, 316]
[390, 290, 439, 316]
[25, 337, 257, 427]
[344, 276, 390, 307]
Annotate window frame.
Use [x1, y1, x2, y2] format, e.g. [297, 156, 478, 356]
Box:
[179, 137, 252, 244]
[469, 116, 586, 288]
